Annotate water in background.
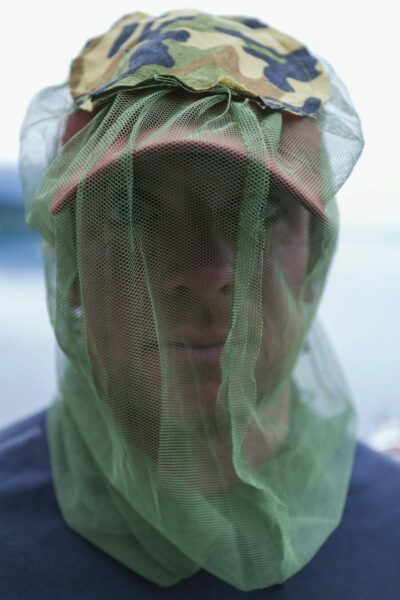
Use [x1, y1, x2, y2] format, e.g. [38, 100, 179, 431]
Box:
[1, 165, 399, 442]
[320, 227, 400, 440]
[0, 165, 57, 426]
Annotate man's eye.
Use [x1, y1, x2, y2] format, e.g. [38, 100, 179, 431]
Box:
[264, 197, 284, 224]
[108, 203, 131, 227]
[107, 201, 157, 227]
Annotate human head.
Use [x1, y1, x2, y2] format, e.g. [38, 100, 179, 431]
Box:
[20, 10, 363, 590]
[46, 90, 328, 479]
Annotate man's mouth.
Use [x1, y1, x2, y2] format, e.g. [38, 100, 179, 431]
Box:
[166, 343, 225, 363]
[145, 329, 228, 364]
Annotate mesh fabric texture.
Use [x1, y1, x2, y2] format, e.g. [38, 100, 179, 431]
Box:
[19, 20, 363, 592]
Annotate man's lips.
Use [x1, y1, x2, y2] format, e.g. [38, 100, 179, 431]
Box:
[165, 343, 224, 363]
[144, 329, 228, 363]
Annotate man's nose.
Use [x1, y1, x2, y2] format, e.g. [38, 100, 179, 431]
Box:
[162, 243, 235, 299]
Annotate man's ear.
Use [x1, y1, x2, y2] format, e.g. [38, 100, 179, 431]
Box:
[68, 275, 81, 308]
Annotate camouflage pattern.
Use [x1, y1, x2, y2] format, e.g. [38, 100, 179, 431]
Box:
[70, 10, 329, 117]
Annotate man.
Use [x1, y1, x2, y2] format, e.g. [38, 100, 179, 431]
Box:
[2, 10, 400, 598]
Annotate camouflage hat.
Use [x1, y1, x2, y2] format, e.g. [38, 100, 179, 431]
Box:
[70, 9, 329, 116]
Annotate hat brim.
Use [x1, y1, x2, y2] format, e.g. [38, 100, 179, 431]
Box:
[50, 128, 326, 219]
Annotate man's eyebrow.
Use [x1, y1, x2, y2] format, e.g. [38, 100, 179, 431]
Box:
[132, 187, 242, 209]
[129, 183, 305, 212]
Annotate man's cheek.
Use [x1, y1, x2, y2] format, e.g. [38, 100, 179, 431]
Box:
[278, 245, 309, 298]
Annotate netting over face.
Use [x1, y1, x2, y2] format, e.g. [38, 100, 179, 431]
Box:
[24, 84, 362, 590]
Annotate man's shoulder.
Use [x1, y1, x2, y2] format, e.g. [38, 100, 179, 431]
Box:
[0, 409, 47, 443]
[1, 419, 400, 599]
[348, 441, 400, 511]
[337, 440, 400, 541]
[0, 410, 138, 598]
[0, 409, 49, 482]
[281, 442, 400, 599]
[0, 409, 54, 538]
[0, 410, 66, 597]
[0, 411, 175, 599]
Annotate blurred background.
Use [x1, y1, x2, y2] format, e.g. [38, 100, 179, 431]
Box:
[0, 1, 399, 448]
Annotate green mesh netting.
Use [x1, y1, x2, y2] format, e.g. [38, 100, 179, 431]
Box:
[20, 63, 363, 591]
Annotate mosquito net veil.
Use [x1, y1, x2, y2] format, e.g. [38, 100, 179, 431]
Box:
[19, 10, 364, 591]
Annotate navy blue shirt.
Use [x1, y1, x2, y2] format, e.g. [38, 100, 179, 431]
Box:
[1, 410, 400, 599]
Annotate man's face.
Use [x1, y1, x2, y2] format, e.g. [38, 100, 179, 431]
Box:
[76, 139, 311, 473]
